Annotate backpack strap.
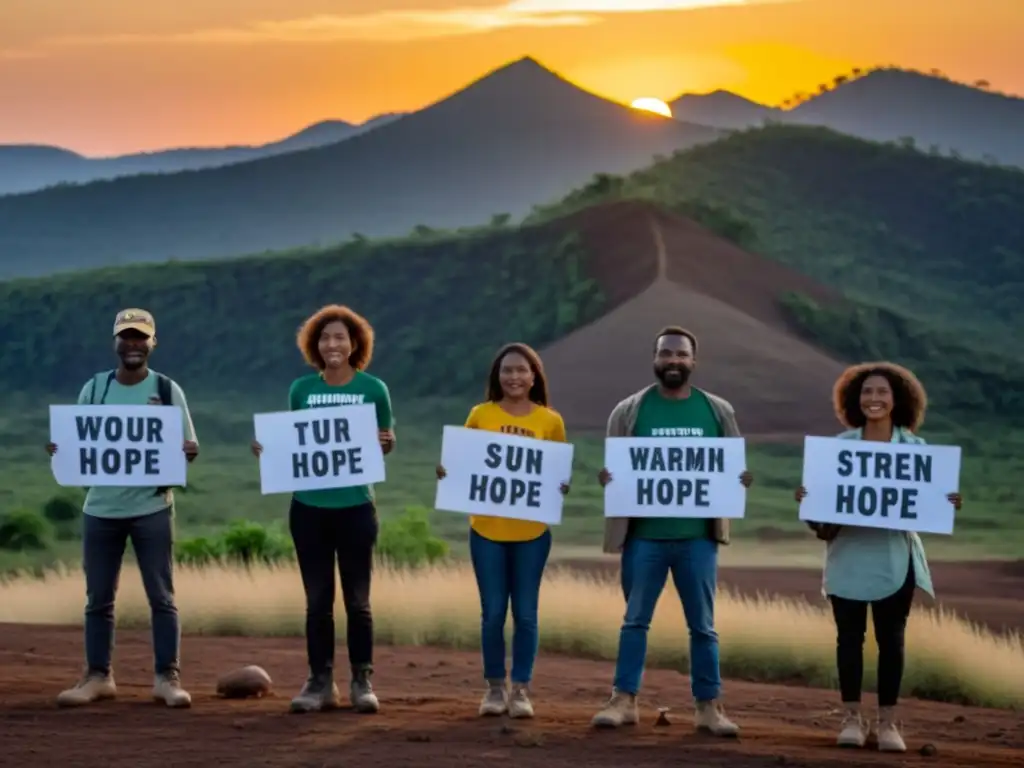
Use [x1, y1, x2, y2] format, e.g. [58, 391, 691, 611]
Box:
[156, 373, 172, 405]
[88, 371, 116, 404]
[154, 373, 175, 498]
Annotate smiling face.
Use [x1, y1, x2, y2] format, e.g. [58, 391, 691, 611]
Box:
[114, 329, 153, 371]
[653, 333, 695, 390]
[317, 320, 353, 370]
[498, 351, 535, 401]
[860, 373, 895, 423]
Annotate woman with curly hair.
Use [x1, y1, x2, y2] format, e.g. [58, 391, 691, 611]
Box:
[252, 304, 395, 715]
[795, 362, 962, 752]
[436, 343, 569, 720]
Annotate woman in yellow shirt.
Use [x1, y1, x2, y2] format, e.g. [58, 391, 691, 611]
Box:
[436, 342, 569, 720]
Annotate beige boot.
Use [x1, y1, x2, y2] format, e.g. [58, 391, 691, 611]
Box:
[507, 683, 534, 719]
[876, 706, 907, 752]
[56, 671, 117, 708]
[153, 672, 192, 708]
[349, 668, 380, 714]
[695, 699, 740, 737]
[836, 704, 868, 747]
[591, 689, 639, 728]
[478, 679, 508, 716]
[289, 672, 340, 713]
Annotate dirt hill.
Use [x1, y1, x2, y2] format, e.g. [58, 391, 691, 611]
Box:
[540, 201, 848, 437]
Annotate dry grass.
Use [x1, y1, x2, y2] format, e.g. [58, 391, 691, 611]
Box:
[1, 560, 1021, 710]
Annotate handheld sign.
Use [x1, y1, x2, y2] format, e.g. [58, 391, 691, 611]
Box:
[434, 426, 574, 525]
[49, 404, 187, 487]
[799, 436, 962, 535]
[253, 403, 385, 495]
[603, 437, 747, 519]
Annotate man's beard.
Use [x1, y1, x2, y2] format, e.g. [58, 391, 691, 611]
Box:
[655, 364, 692, 390]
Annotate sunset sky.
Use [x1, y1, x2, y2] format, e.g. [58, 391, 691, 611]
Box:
[2, 0, 1021, 155]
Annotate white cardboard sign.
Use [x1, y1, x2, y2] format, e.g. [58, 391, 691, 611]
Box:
[799, 436, 962, 535]
[434, 426, 574, 525]
[253, 403, 385, 495]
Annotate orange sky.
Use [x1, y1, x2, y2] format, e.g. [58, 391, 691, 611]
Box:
[1, 0, 1021, 156]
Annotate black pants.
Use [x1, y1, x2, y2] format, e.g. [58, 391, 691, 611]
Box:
[829, 560, 916, 707]
[289, 498, 378, 677]
[83, 507, 179, 676]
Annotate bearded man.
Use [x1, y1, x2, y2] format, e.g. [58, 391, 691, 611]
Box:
[590, 326, 753, 736]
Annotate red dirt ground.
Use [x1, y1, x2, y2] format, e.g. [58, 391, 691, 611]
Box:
[540, 200, 849, 437]
[2, 624, 1022, 768]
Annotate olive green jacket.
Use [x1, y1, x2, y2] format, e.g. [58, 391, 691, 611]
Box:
[601, 383, 742, 553]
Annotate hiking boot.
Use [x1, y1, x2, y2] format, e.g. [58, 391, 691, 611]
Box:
[695, 699, 740, 737]
[479, 679, 508, 716]
[836, 705, 868, 748]
[591, 689, 639, 728]
[349, 668, 380, 714]
[152, 671, 192, 708]
[508, 683, 534, 719]
[56, 671, 117, 708]
[289, 672, 340, 713]
[876, 707, 907, 752]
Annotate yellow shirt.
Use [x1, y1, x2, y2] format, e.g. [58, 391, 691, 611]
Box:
[464, 401, 568, 542]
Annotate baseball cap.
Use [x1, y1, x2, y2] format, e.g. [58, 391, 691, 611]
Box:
[113, 308, 156, 337]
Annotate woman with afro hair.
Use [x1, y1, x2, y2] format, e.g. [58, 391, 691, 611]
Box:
[252, 305, 396, 715]
[795, 362, 961, 753]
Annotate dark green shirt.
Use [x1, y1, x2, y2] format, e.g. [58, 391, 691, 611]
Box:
[629, 387, 722, 541]
[288, 371, 394, 509]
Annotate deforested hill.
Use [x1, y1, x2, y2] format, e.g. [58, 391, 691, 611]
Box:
[530, 124, 1024, 422]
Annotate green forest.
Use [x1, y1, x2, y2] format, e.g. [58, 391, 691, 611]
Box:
[0, 220, 607, 401]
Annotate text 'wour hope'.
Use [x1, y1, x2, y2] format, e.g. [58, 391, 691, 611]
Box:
[75, 414, 165, 476]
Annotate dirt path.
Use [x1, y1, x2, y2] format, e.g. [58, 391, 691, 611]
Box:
[0, 624, 1021, 768]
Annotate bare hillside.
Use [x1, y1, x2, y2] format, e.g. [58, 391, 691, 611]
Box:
[541, 203, 847, 436]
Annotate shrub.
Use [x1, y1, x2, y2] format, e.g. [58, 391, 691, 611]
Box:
[0, 509, 53, 551]
[376, 506, 450, 569]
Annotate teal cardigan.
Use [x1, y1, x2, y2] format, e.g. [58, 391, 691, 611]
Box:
[818, 427, 935, 602]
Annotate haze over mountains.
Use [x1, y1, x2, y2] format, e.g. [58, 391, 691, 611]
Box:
[0, 57, 720, 278]
[0, 113, 405, 197]
[670, 68, 1024, 168]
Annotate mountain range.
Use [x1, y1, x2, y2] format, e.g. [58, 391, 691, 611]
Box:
[670, 67, 1024, 167]
[0, 57, 719, 278]
[3, 63, 1021, 202]
[0, 113, 405, 197]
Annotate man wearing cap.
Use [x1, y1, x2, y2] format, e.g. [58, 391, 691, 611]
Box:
[45, 308, 199, 708]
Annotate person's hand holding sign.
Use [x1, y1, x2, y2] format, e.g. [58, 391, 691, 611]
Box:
[251, 439, 263, 458]
[183, 440, 199, 463]
[947, 492, 962, 510]
[559, 481, 570, 495]
[597, 467, 612, 487]
[45, 442, 57, 456]
[436, 464, 446, 480]
[739, 470, 753, 488]
[379, 428, 396, 455]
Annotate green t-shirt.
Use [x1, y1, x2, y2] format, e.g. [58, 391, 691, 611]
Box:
[75, 369, 198, 519]
[288, 371, 394, 510]
[629, 387, 722, 541]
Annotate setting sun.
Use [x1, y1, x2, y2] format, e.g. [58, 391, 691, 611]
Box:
[630, 97, 673, 118]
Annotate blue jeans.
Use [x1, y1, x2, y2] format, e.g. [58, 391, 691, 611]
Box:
[469, 528, 552, 684]
[613, 535, 721, 701]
